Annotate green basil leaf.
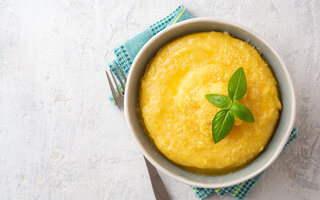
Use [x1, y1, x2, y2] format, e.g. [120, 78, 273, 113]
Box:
[230, 102, 254, 123]
[205, 94, 232, 109]
[228, 67, 247, 101]
[212, 109, 235, 144]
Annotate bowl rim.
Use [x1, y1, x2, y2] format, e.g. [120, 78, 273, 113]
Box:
[124, 17, 296, 188]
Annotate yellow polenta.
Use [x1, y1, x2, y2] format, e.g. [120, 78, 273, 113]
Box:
[139, 32, 282, 172]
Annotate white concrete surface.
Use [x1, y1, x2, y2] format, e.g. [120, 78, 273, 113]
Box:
[0, 0, 319, 199]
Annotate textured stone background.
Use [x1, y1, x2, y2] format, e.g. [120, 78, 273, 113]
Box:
[0, 0, 319, 199]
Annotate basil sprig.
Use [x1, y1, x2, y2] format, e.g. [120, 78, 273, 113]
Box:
[205, 67, 254, 144]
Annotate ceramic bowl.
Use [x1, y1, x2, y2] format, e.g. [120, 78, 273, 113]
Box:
[124, 18, 296, 188]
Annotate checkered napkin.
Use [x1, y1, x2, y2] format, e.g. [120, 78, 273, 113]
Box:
[106, 5, 298, 200]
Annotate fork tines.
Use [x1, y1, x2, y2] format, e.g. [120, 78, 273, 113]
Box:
[105, 67, 126, 109]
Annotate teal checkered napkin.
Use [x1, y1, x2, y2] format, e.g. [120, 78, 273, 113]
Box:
[106, 5, 298, 200]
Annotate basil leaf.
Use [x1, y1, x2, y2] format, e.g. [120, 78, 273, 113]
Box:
[205, 94, 232, 109]
[228, 67, 247, 101]
[230, 102, 254, 123]
[212, 109, 235, 143]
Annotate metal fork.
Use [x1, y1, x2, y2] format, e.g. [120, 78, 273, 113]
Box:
[106, 67, 170, 200]
[106, 67, 126, 110]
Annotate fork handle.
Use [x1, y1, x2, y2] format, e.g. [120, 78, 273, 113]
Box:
[144, 157, 171, 200]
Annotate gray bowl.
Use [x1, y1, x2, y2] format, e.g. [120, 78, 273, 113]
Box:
[124, 18, 296, 188]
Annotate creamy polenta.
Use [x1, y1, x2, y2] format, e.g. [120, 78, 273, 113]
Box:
[139, 32, 282, 173]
